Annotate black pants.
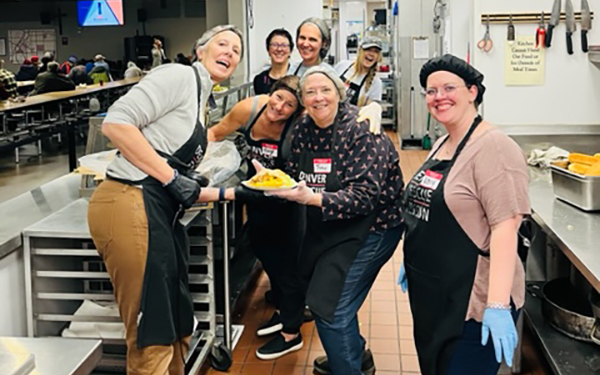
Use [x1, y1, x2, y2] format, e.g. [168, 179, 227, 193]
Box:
[246, 202, 306, 334]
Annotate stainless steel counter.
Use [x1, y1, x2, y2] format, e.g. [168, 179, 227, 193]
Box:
[529, 167, 600, 291]
[0, 337, 101, 375]
[0, 173, 80, 258]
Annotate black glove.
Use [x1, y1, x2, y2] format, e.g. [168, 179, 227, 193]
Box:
[186, 171, 210, 187]
[165, 170, 201, 209]
[234, 185, 280, 204]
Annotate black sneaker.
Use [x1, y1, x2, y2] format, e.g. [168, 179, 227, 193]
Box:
[303, 306, 315, 322]
[313, 348, 375, 375]
[256, 333, 303, 360]
[256, 311, 283, 337]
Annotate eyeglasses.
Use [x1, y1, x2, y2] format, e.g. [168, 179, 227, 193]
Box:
[269, 43, 291, 50]
[425, 84, 466, 98]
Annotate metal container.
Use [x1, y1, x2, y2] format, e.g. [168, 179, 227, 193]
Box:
[550, 165, 600, 211]
[542, 277, 598, 344]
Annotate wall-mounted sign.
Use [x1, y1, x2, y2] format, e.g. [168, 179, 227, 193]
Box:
[505, 36, 545, 86]
[412, 37, 429, 60]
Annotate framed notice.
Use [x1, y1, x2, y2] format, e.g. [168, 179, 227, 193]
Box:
[0, 38, 6, 56]
[505, 36, 545, 86]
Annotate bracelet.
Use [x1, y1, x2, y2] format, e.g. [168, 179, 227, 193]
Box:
[486, 302, 511, 310]
[218, 187, 226, 201]
[162, 169, 178, 187]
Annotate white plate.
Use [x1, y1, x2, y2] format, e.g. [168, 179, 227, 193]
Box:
[241, 180, 298, 191]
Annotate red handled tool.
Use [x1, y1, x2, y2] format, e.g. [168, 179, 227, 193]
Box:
[536, 12, 546, 48]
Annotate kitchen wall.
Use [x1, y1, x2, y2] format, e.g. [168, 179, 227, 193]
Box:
[448, 0, 600, 127]
[0, 0, 208, 72]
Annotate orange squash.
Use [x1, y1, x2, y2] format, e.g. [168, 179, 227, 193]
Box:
[568, 153, 600, 166]
[568, 163, 590, 175]
[585, 161, 600, 177]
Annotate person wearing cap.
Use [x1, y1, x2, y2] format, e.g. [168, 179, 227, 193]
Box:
[31, 61, 75, 95]
[30, 55, 40, 69]
[151, 39, 166, 69]
[16, 58, 39, 81]
[89, 54, 113, 84]
[290, 17, 333, 77]
[208, 76, 309, 359]
[59, 55, 78, 75]
[253, 28, 295, 95]
[93, 53, 110, 71]
[0, 59, 18, 99]
[334, 37, 383, 107]
[398, 54, 529, 375]
[87, 25, 265, 374]
[269, 66, 404, 375]
[39, 51, 54, 73]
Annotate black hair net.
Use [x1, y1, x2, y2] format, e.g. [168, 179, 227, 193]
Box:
[419, 54, 486, 105]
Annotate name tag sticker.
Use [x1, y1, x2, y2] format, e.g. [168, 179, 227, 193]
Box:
[420, 170, 443, 190]
[261, 143, 278, 158]
[313, 158, 332, 174]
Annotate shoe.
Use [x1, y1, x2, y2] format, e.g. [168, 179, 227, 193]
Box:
[303, 306, 315, 322]
[257, 311, 283, 337]
[256, 333, 303, 360]
[313, 348, 375, 375]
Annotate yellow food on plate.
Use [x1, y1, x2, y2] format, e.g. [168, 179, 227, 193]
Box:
[595, 153, 600, 159]
[568, 153, 600, 166]
[585, 161, 600, 177]
[551, 160, 569, 169]
[568, 163, 590, 175]
[247, 168, 294, 188]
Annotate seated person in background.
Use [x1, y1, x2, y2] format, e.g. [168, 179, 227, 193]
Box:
[59, 55, 78, 75]
[16, 58, 39, 81]
[0, 59, 18, 99]
[31, 55, 40, 70]
[32, 61, 75, 95]
[68, 59, 93, 85]
[39, 52, 55, 73]
[93, 54, 110, 71]
[124, 61, 143, 78]
[175, 53, 191, 66]
[253, 28, 294, 94]
[89, 59, 113, 84]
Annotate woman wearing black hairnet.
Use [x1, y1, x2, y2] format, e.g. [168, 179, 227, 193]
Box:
[398, 54, 530, 375]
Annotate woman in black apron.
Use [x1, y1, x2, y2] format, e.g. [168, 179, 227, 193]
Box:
[400, 54, 530, 375]
[252, 28, 294, 95]
[334, 37, 383, 107]
[270, 66, 405, 375]
[209, 76, 309, 359]
[87, 25, 264, 374]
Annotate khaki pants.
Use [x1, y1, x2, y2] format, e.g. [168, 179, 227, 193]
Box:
[88, 180, 190, 375]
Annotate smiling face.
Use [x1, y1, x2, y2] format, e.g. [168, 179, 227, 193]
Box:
[425, 71, 478, 125]
[265, 89, 298, 122]
[268, 35, 292, 65]
[297, 23, 323, 66]
[302, 73, 339, 127]
[361, 47, 381, 70]
[197, 30, 242, 83]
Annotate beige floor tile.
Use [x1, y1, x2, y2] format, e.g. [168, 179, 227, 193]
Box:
[401, 355, 421, 373]
[399, 340, 417, 355]
[371, 312, 399, 326]
[370, 338, 400, 354]
[370, 324, 399, 339]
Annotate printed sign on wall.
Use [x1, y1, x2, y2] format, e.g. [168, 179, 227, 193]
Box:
[505, 36, 545, 86]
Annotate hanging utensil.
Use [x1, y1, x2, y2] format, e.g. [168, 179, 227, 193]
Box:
[546, 0, 562, 47]
[565, 0, 576, 54]
[581, 0, 592, 53]
[507, 14, 515, 43]
[536, 12, 546, 48]
[477, 15, 493, 52]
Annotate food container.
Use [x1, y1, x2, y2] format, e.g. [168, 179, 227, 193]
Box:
[550, 165, 600, 211]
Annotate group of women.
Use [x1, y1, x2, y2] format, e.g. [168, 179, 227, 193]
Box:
[88, 15, 530, 375]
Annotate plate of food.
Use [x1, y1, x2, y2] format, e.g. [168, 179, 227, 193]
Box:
[242, 168, 298, 191]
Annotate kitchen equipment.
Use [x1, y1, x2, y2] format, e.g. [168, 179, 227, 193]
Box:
[541, 278, 598, 343]
[581, 0, 592, 52]
[566, 0, 576, 54]
[546, 0, 562, 47]
[478, 15, 493, 52]
[507, 14, 515, 43]
[535, 12, 546, 48]
[550, 165, 600, 211]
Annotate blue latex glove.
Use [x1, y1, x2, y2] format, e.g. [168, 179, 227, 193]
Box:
[397, 263, 408, 293]
[481, 308, 518, 366]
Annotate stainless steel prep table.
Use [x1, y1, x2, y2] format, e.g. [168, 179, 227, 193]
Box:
[0, 336, 101, 375]
[525, 167, 600, 375]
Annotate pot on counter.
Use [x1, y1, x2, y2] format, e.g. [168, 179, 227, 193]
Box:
[541, 277, 599, 344]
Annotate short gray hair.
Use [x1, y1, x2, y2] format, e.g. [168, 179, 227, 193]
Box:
[296, 17, 331, 59]
[298, 66, 346, 103]
[194, 24, 244, 58]
[47, 61, 60, 73]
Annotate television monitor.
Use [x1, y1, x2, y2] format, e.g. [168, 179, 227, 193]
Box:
[78, 0, 124, 27]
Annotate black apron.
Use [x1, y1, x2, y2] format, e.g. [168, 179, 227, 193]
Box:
[402, 116, 487, 375]
[340, 65, 368, 106]
[298, 113, 376, 322]
[108, 67, 208, 348]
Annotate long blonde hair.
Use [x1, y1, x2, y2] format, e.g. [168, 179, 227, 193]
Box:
[348, 48, 382, 106]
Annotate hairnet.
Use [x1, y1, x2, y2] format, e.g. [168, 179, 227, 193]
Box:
[194, 24, 244, 58]
[296, 17, 331, 59]
[420, 54, 486, 105]
[299, 66, 346, 103]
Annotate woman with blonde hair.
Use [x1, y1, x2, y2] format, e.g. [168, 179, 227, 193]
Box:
[334, 37, 383, 107]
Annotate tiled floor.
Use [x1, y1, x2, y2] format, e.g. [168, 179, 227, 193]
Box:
[201, 132, 554, 375]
